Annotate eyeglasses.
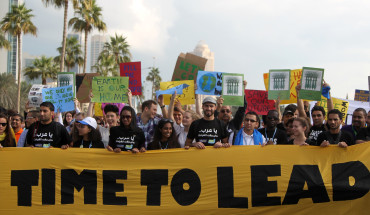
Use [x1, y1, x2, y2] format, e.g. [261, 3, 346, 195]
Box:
[267, 116, 279, 121]
[26, 117, 34, 120]
[221, 109, 231, 113]
[0, 123, 7, 127]
[244, 118, 257, 123]
[121, 115, 132, 119]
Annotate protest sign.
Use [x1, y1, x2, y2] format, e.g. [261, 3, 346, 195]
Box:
[195, 71, 223, 95]
[268, 69, 291, 100]
[120, 62, 142, 95]
[299, 67, 324, 101]
[354, 89, 369, 102]
[171, 53, 208, 81]
[76, 73, 99, 103]
[160, 80, 195, 105]
[91, 77, 129, 103]
[222, 73, 244, 106]
[264, 69, 302, 104]
[57, 72, 76, 97]
[156, 84, 189, 98]
[28, 85, 52, 108]
[1, 143, 370, 214]
[94, 103, 103, 117]
[245, 90, 275, 115]
[316, 96, 349, 121]
[42, 85, 74, 112]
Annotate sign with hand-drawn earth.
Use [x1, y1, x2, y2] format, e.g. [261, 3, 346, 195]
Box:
[196, 70, 223, 95]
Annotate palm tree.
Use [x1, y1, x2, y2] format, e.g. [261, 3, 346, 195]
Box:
[1, 3, 37, 113]
[69, 0, 106, 74]
[0, 31, 10, 50]
[24, 56, 59, 85]
[146, 67, 162, 99]
[0, 73, 17, 110]
[101, 33, 131, 65]
[93, 54, 118, 77]
[42, 0, 79, 73]
[55, 36, 83, 72]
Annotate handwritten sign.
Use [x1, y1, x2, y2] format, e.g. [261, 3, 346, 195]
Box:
[156, 84, 189, 98]
[28, 85, 52, 108]
[120, 62, 142, 95]
[264, 69, 302, 104]
[354, 89, 369, 102]
[76, 73, 99, 103]
[91, 77, 129, 103]
[245, 90, 275, 115]
[171, 53, 207, 81]
[160, 80, 195, 105]
[42, 85, 74, 112]
[196, 71, 223, 95]
[316, 96, 349, 121]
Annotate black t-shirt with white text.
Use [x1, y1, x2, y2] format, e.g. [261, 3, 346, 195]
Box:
[26, 121, 72, 148]
[109, 126, 145, 151]
[187, 118, 229, 146]
[316, 130, 354, 146]
[308, 124, 327, 143]
[258, 127, 288, 145]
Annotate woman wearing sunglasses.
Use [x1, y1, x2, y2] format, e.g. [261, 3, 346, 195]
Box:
[71, 117, 104, 148]
[147, 119, 181, 150]
[0, 113, 16, 148]
[108, 106, 145, 153]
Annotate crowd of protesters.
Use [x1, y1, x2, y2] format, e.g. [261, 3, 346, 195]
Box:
[0, 80, 369, 151]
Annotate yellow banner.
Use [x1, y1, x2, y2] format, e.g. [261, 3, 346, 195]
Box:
[1, 144, 370, 214]
[160, 80, 195, 105]
[317, 96, 349, 120]
[264, 69, 302, 104]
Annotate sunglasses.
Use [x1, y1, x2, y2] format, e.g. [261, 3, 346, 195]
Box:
[267, 116, 279, 121]
[121, 115, 132, 119]
[0, 123, 8, 127]
[244, 118, 257, 123]
[221, 109, 231, 113]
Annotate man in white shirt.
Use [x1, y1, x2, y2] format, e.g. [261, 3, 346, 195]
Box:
[230, 111, 266, 145]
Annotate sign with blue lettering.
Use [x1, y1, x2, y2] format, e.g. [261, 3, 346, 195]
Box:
[120, 62, 141, 95]
[42, 85, 74, 112]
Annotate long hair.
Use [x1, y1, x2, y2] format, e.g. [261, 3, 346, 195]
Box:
[120, 106, 139, 130]
[72, 125, 102, 145]
[0, 113, 15, 147]
[150, 119, 180, 149]
[63, 111, 75, 127]
[293, 117, 311, 137]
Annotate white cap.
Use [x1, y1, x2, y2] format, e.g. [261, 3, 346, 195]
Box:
[202, 96, 217, 105]
[78, 117, 97, 129]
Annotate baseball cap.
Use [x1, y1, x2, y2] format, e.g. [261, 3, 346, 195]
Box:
[202, 96, 217, 105]
[283, 109, 294, 116]
[77, 117, 97, 129]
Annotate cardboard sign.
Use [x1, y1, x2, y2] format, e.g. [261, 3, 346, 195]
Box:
[316, 96, 349, 121]
[57, 72, 76, 97]
[160, 80, 195, 105]
[91, 77, 129, 103]
[196, 71, 223, 95]
[120, 62, 142, 95]
[42, 85, 74, 112]
[222, 73, 244, 106]
[28, 85, 52, 108]
[354, 89, 369, 102]
[299, 67, 324, 101]
[76, 73, 99, 103]
[171, 53, 208, 81]
[245, 90, 275, 115]
[268, 69, 291, 100]
[263, 69, 303, 104]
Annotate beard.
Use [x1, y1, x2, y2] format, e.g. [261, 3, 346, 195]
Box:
[204, 110, 214, 117]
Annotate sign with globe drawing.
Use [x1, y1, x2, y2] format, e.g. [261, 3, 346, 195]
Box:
[222, 73, 244, 106]
[299, 67, 324, 101]
[268, 69, 291, 100]
[195, 70, 223, 95]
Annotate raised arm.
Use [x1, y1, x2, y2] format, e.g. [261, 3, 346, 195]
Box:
[157, 95, 168, 118]
[86, 91, 94, 117]
[168, 92, 177, 121]
[127, 89, 133, 107]
[295, 84, 306, 117]
[195, 94, 203, 117]
[323, 81, 334, 112]
[275, 97, 281, 123]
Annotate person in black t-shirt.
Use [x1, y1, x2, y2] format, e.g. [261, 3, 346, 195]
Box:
[108, 106, 145, 153]
[26, 102, 71, 148]
[185, 97, 229, 149]
[317, 109, 354, 147]
[72, 117, 104, 148]
[147, 119, 180, 150]
[259, 110, 288, 145]
[356, 126, 370, 144]
[308, 106, 327, 143]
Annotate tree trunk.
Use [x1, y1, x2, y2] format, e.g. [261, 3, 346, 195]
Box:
[16, 34, 22, 113]
[83, 29, 88, 74]
[42, 78, 46, 85]
[60, 0, 68, 73]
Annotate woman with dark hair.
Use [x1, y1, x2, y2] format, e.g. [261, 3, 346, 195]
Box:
[288, 117, 314, 145]
[63, 111, 76, 133]
[0, 113, 16, 147]
[147, 119, 180, 150]
[108, 106, 145, 153]
[72, 117, 104, 148]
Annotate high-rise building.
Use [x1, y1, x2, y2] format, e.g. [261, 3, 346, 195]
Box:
[0, 0, 23, 79]
[191, 40, 215, 71]
[67, 33, 82, 73]
[90, 34, 106, 73]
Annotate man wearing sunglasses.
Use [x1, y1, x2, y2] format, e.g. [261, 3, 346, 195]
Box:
[229, 111, 266, 145]
[258, 110, 288, 145]
[17, 110, 39, 147]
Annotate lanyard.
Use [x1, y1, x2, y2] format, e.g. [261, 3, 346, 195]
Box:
[80, 140, 93, 148]
[159, 141, 168, 150]
[265, 128, 277, 141]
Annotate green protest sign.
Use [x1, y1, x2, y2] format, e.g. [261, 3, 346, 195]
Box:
[268, 69, 291, 100]
[299, 67, 324, 101]
[91, 77, 129, 103]
[222, 73, 244, 106]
